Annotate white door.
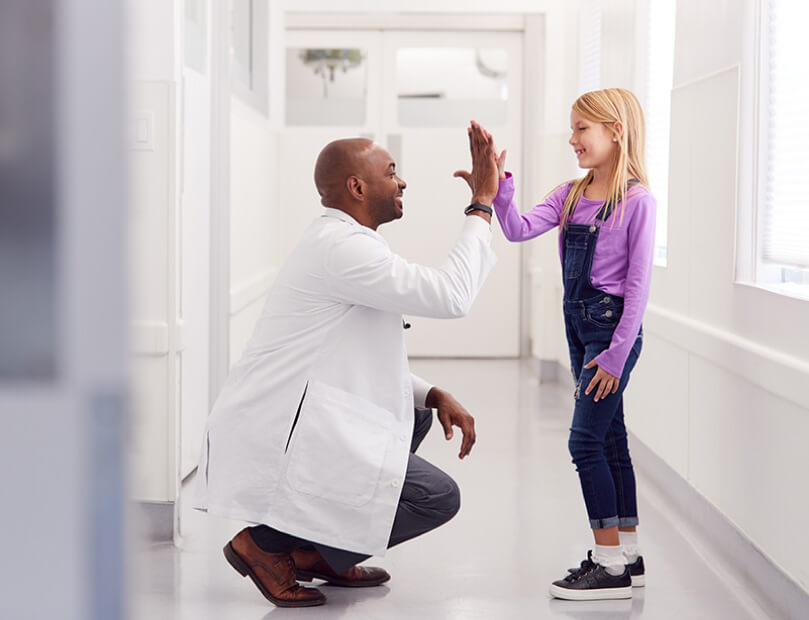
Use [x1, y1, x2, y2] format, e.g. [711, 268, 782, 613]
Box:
[280, 28, 523, 357]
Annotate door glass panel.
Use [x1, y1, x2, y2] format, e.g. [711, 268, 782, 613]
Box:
[396, 48, 508, 127]
[286, 48, 367, 126]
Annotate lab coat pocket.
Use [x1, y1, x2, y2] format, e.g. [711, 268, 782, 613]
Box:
[285, 380, 394, 507]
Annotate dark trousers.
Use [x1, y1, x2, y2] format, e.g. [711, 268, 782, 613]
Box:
[249, 407, 461, 573]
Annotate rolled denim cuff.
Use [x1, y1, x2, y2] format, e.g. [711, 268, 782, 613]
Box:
[589, 515, 620, 529]
[619, 516, 639, 528]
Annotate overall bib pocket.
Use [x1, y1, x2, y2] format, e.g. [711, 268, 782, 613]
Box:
[564, 239, 589, 280]
[285, 380, 395, 507]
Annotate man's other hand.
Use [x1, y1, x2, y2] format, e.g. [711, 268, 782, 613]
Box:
[425, 387, 476, 459]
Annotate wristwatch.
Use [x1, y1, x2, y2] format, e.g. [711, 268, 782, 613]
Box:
[464, 202, 493, 216]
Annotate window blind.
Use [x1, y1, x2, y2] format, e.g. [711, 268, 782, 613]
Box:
[762, 0, 809, 269]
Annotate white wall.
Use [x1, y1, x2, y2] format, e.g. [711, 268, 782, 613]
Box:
[227, 2, 281, 365]
[595, 0, 809, 596]
[228, 96, 279, 363]
[127, 0, 183, 504]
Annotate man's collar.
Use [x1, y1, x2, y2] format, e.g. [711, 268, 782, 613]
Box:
[322, 207, 387, 243]
[322, 206, 360, 226]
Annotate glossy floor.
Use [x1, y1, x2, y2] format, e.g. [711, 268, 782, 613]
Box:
[134, 359, 764, 619]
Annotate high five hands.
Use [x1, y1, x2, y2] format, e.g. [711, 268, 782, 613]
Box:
[453, 120, 507, 206]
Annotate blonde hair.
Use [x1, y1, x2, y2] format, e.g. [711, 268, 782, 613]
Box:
[560, 88, 648, 229]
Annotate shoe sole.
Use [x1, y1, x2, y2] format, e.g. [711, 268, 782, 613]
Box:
[549, 584, 632, 601]
[223, 543, 326, 608]
[631, 574, 645, 587]
[296, 569, 391, 588]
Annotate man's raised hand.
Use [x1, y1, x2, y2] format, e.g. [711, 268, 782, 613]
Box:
[453, 120, 501, 206]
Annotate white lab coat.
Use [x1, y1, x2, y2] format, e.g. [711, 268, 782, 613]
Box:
[195, 207, 497, 556]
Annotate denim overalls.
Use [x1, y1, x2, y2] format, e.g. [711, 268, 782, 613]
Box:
[562, 193, 643, 530]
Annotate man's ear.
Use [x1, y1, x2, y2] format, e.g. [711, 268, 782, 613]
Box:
[346, 176, 364, 201]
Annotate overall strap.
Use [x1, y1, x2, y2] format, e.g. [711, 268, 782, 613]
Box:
[597, 178, 640, 223]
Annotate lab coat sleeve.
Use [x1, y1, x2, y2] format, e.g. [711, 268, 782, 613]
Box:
[411, 373, 433, 408]
[325, 215, 498, 318]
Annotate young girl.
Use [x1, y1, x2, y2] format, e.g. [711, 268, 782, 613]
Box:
[493, 88, 655, 600]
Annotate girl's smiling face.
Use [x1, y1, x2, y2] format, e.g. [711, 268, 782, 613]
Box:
[569, 109, 618, 171]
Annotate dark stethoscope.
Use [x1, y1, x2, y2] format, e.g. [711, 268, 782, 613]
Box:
[402, 319, 411, 330]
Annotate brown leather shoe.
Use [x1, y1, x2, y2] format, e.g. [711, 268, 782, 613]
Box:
[224, 529, 326, 607]
[291, 547, 391, 588]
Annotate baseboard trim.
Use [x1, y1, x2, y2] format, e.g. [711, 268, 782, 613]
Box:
[135, 501, 174, 543]
[631, 432, 809, 620]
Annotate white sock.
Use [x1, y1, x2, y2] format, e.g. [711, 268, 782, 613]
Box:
[619, 531, 640, 562]
[593, 544, 626, 576]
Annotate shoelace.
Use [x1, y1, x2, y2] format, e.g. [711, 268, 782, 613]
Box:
[564, 560, 598, 583]
[567, 556, 596, 579]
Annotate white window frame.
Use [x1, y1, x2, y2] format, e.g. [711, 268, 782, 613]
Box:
[636, 0, 676, 268]
[750, 0, 809, 300]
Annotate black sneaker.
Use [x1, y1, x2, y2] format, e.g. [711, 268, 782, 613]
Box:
[569, 550, 645, 588]
[550, 553, 632, 600]
[627, 555, 645, 587]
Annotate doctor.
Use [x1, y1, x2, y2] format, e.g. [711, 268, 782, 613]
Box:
[196, 123, 501, 608]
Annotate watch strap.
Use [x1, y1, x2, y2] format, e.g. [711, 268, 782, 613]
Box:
[464, 202, 493, 216]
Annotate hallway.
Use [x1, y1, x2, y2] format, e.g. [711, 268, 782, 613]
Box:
[134, 359, 763, 619]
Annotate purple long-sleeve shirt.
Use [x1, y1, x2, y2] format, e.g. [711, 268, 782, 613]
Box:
[494, 173, 656, 378]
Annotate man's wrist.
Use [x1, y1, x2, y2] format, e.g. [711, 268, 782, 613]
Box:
[470, 195, 494, 207]
[425, 386, 445, 409]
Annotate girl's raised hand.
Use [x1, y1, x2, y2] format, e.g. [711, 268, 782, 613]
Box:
[495, 146, 507, 180]
[583, 359, 619, 402]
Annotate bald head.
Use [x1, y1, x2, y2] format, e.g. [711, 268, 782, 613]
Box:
[312, 137, 406, 230]
[314, 138, 375, 207]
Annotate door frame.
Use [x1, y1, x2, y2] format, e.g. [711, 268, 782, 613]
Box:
[283, 12, 547, 357]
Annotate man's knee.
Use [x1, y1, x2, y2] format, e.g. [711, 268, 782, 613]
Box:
[434, 474, 461, 523]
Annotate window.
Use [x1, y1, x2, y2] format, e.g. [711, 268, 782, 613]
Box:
[395, 48, 508, 127]
[285, 48, 367, 126]
[184, 0, 208, 73]
[230, 0, 267, 114]
[642, 0, 676, 266]
[757, 0, 809, 299]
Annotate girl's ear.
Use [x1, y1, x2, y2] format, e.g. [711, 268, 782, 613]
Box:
[612, 121, 625, 142]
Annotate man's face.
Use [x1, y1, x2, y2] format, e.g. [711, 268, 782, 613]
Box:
[361, 145, 407, 227]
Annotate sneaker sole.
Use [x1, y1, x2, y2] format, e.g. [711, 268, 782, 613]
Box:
[549, 583, 632, 601]
[631, 574, 645, 587]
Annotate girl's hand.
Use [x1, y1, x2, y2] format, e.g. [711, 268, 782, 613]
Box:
[496, 148, 507, 179]
[491, 139, 507, 179]
[583, 359, 619, 402]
